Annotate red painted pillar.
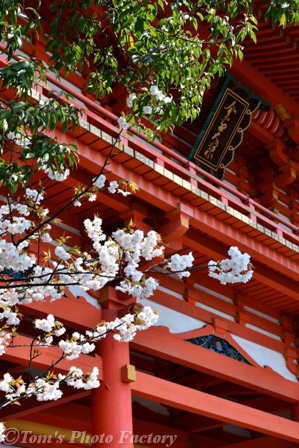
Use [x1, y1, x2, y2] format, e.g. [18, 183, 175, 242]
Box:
[92, 309, 134, 448]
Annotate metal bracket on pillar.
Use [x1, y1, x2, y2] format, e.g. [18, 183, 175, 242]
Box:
[121, 364, 136, 383]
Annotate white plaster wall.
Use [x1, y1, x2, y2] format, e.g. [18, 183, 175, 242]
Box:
[72, 280, 293, 388]
[194, 283, 234, 304]
[244, 306, 279, 324]
[232, 334, 297, 383]
[142, 298, 206, 333]
[68, 285, 101, 309]
[245, 323, 281, 341]
[157, 284, 184, 300]
[195, 302, 235, 322]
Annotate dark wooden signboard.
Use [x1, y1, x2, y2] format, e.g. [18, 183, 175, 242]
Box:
[189, 74, 271, 180]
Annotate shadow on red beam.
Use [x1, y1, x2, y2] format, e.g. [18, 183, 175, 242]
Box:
[131, 328, 299, 403]
[2, 335, 103, 378]
[0, 388, 90, 421]
[20, 295, 102, 332]
[10, 441, 82, 448]
[131, 371, 299, 443]
[133, 418, 225, 448]
[219, 435, 294, 448]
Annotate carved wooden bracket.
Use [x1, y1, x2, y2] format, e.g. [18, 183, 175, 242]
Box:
[266, 138, 288, 167]
[120, 203, 153, 233]
[158, 204, 190, 250]
[283, 116, 299, 145]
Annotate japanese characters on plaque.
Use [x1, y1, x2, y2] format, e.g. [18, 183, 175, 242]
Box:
[189, 74, 271, 180]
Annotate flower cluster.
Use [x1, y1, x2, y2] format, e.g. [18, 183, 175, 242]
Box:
[112, 229, 163, 299]
[167, 253, 194, 279]
[6, 130, 31, 148]
[35, 314, 62, 333]
[126, 93, 154, 115]
[33, 306, 159, 361]
[0, 332, 11, 356]
[208, 246, 253, 285]
[127, 93, 136, 108]
[59, 336, 95, 361]
[118, 116, 129, 129]
[0, 423, 5, 442]
[0, 305, 158, 410]
[0, 187, 253, 325]
[85, 305, 159, 344]
[74, 175, 132, 207]
[93, 174, 106, 189]
[43, 166, 70, 182]
[123, 85, 172, 123]
[149, 85, 172, 104]
[108, 180, 131, 196]
[112, 306, 159, 342]
[0, 176, 253, 418]
[0, 202, 31, 236]
[0, 366, 100, 405]
[59, 366, 100, 390]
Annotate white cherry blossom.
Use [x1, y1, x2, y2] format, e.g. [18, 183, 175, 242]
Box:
[0, 182, 253, 417]
[208, 247, 253, 285]
[117, 116, 129, 129]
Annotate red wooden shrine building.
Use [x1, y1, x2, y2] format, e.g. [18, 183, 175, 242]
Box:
[2, 3, 299, 448]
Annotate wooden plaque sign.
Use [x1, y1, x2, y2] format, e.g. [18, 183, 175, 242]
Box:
[188, 74, 271, 180]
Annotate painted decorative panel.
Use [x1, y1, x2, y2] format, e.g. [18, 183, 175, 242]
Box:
[188, 335, 251, 364]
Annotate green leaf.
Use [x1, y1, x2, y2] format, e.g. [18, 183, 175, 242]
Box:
[135, 17, 144, 33]
[0, 110, 11, 119]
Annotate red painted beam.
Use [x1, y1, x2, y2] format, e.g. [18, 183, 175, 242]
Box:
[55, 129, 299, 293]
[185, 221, 299, 291]
[53, 124, 299, 291]
[21, 296, 102, 332]
[231, 57, 299, 114]
[24, 403, 91, 433]
[2, 336, 103, 378]
[182, 230, 299, 302]
[247, 120, 276, 145]
[133, 418, 225, 448]
[10, 410, 227, 448]
[131, 371, 299, 443]
[219, 436, 294, 448]
[131, 328, 299, 403]
[0, 389, 90, 421]
[146, 288, 285, 354]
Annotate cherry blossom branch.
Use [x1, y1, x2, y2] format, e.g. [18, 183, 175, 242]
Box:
[0, 306, 159, 410]
[15, 130, 124, 248]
